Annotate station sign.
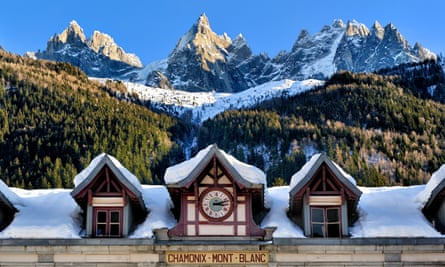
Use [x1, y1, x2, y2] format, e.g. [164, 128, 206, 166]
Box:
[166, 250, 268, 265]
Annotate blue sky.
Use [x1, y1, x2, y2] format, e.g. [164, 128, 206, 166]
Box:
[0, 0, 444, 64]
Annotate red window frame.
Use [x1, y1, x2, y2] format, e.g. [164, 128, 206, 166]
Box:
[310, 206, 341, 238]
[93, 207, 123, 237]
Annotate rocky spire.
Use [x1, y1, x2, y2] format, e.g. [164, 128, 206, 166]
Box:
[35, 20, 143, 77]
[371, 21, 385, 40]
[170, 13, 231, 71]
[382, 23, 409, 48]
[345, 20, 369, 37]
[88, 31, 142, 67]
[53, 20, 86, 44]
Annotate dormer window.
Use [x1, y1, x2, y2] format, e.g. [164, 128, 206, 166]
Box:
[95, 208, 122, 237]
[71, 154, 147, 238]
[311, 207, 340, 237]
[289, 153, 361, 238]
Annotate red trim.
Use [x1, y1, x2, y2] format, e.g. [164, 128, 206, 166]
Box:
[310, 206, 341, 238]
[93, 207, 123, 237]
[168, 155, 266, 238]
[199, 187, 234, 222]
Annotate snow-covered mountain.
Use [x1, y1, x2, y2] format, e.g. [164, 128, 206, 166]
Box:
[30, 16, 436, 94]
[144, 17, 436, 91]
[148, 14, 255, 92]
[30, 20, 143, 78]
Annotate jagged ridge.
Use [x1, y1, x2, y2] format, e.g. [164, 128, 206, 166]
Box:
[29, 17, 437, 93]
[144, 17, 436, 92]
[33, 20, 143, 78]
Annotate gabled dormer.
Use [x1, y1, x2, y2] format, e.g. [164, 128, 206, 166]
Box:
[289, 153, 361, 237]
[71, 153, 147, 237]
[418, 165, 445, 233]
[164, 144, 269, 240]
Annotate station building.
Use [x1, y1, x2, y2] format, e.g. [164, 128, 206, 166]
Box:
[0, 144, 444, 266]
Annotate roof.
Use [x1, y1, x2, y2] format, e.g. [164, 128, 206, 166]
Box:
[289, 153, 362, 197]
[164, 144, 266, 188]
[71, 153, 145, 205]
[0, 184, 441, 239]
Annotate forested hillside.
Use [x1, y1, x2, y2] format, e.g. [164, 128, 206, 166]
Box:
[2, 48, 445, 189]
[0, 50, 183, 188]
[198, 70, 445, 186]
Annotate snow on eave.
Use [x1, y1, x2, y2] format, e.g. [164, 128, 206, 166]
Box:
[289, 153, 360, 197]
[164, 145, 214, 186]
[164, 144, 266, 188]
[0, 179, 21, 210]
[416, 164, 445, 208]
[72, 153, 144, 203]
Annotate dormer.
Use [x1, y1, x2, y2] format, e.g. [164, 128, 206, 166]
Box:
[288, 153, 361, 237]
[418, 165, 445, 233]
[71, 153, 147, 237]
[164, 144, 268, 240]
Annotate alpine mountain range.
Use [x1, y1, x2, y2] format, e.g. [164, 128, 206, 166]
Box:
[29, 14, 436, 93]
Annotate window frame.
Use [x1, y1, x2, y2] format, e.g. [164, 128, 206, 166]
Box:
[93, 207, 123, 237]
[310, 206, 341, 238]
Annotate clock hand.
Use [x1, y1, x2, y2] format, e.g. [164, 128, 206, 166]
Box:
[213, 200, 229, 206]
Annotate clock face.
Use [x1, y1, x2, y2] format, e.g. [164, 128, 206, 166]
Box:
[200, 188, 233, 220]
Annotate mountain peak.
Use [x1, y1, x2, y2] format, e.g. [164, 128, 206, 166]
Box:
[88, 31, 142, 68]
[170, 14, 231, 71]
[371, 21, 384, 40]
[332, 19, 345, 28]
[53, 20, 86, 44]
[197, 13, 210, 28]
[382, 22, 408, 47]
[345, 20, 369, 37]
[35, 20, 143, 77]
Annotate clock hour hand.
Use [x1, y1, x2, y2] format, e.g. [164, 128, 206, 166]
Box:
[213, 200, 228, 206]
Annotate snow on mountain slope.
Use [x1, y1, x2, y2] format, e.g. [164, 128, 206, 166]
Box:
[300, 23, 344, 78]
[122, 79, 324, 124]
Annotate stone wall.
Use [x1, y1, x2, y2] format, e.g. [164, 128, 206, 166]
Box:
[0, 238, 444, 266]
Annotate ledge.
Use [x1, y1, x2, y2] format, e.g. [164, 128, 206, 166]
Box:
[273, 237, 445, 245]
[0, 237, 443, 246]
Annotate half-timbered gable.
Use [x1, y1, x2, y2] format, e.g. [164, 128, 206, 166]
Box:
[165, 144, 268, 240]
[289, 153, 361, 237]
[71, 153, 147, 237]
[0, 180, 19, 231]
[419, 165, 445, 233]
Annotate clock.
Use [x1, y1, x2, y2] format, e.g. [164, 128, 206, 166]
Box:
[200, 188, 233, 221]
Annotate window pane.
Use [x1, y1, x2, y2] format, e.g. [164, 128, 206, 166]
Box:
[110, 211, 120, 223]
[312, 224, 325, 237]
[96, 224, 106, 236]
[110, 224, 120, 236]
[327, 208, 339, 223]
[311, 208, 324, 223]
[97, 211, 107, 223]
[327, 223, 341, 237]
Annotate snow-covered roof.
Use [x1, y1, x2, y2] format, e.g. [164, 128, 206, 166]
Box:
[350, 186, 440, 238]
[289, 153, 360, 197]
[72, 153, 144, 201]
[416, 164, 445, 208]
[0, 188, 81, 238]
[0, 184, 441, 239]
[0, 152, 441, 239]
[164, 144, 266, 188]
